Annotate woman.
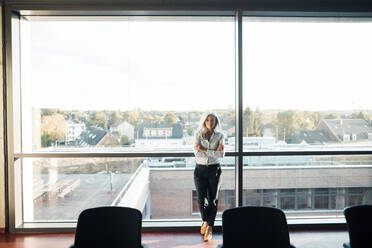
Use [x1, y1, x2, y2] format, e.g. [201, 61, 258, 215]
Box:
[193, 111, 225, 241]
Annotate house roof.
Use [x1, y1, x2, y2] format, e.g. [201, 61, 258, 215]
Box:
[287, 130, 336, 145]
[75, 126, 107, 146]
[110, 121, 133, 129]
[320, 119, 372, 140]
[135, 122, 183, 139]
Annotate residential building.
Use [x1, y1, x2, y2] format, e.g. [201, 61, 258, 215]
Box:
[317, 119, 372, 143]
[75, 126, 119, 147]
[287, 130, 335, 145]
[66, 120, 86, 144]
[134, 122, 184, 147]
[110, 121, 135, 142]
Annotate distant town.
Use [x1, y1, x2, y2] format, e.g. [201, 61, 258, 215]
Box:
[36, 108, 372, 149]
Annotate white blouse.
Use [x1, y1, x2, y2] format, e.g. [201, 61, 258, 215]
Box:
[194, 130, 225, 165]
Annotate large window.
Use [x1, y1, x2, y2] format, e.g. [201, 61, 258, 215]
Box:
[15, 16, 236, 225]
[7, 12, 372, 231]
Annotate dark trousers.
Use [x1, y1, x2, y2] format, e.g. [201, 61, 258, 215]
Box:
[194, 164, 222, 227]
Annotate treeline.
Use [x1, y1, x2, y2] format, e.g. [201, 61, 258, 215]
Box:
[40, 109, 206, 147]
[41, 109, 207, 127]
[40, 108, 372, 147]
[243, 108, 372, 140]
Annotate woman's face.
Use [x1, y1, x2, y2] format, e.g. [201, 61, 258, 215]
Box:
[204, 115, 217, 131]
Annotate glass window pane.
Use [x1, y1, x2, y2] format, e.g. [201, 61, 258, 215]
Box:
[296, 189, 312, 210]
[243, 18, 372, 151]
[24, 157, 145, 221]
[24, 156, 234, 222]
[262, 189, 277, 207]
[314, 189, 330, 209]
[242, 155, 372, 218]
[20, 16, 235, 152]
[347, 188, 364, 206]
[279, 189, 296, 210]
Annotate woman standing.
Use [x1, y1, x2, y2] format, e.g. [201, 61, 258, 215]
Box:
[193, 112, 225, 241]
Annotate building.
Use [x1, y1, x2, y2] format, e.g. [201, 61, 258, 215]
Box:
[75, 126, 119, 147]
[317, 119, 372, 143]
[287, 130, 335, 145]
[227, 136, 275, 149]
[110, 121, 134, 142]
[66, 120, 86, 144]
[146, 165, 372, 220]
[134, 122, 184, 147]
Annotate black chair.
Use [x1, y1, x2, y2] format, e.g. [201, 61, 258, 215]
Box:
[218, 206, 295, 248]
[343, 205, 372, 248]
[70, 206, 146, 248]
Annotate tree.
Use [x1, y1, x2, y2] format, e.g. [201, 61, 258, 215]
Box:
[222, 110, 235, 127]
[164, 112, 177, 123]
[243, 107, 252, 137]
[309, 112, 321, 129]
[142, 112, 156, 122]
[324, 113, 339, 119]
[187, 127, 195, 136]
[350, 111, 366, 120]
[41, 132, 54, 147]
[252, 108, 263, 136]
[189, 111, 202, 122]
[296, 111, 313, 131]
[41, 108, 57, 117]
[274, 110, 297, 141]
[243, 107, 262, 137]
[69, 111, 86, 123]
[41, 113, 68, 147]
[108, 111, 122, 128]
[121, 111, 139, 126]
[86, 111, 106, 128]
[120, 135, 130, 146]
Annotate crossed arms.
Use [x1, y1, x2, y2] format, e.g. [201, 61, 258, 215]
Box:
[195, 143, 224, 153]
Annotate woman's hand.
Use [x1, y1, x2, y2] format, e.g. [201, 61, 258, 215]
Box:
[216, 144, 224, 151]
[195, 144, 207, 153]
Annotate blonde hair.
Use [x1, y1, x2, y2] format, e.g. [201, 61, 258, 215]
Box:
[198, 111, 222, 140]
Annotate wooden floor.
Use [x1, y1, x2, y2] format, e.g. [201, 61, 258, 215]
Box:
[0, 230, 348, 248]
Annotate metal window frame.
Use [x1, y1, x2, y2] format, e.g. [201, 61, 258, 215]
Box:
[4, 6, 372, 233]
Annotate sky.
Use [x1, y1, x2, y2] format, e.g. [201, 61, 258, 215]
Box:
[19, 17, 372, 112]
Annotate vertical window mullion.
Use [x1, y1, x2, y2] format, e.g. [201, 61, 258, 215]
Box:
[235, 10, 243, 207]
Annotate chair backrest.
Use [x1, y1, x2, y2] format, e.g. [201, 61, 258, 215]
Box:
[73, 206, 142, 248]
[344, 205, 372, 248]
[221, 206, 291, 248]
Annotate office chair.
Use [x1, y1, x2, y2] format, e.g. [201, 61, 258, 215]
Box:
[343, 205, 372, 248]
[70, 206, 146, 248]
[218, 206, 295, 248]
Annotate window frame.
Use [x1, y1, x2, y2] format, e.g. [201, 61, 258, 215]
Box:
[4, 7, 372, 233]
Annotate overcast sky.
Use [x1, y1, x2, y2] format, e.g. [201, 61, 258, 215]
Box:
[20, 17, 372, 112]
